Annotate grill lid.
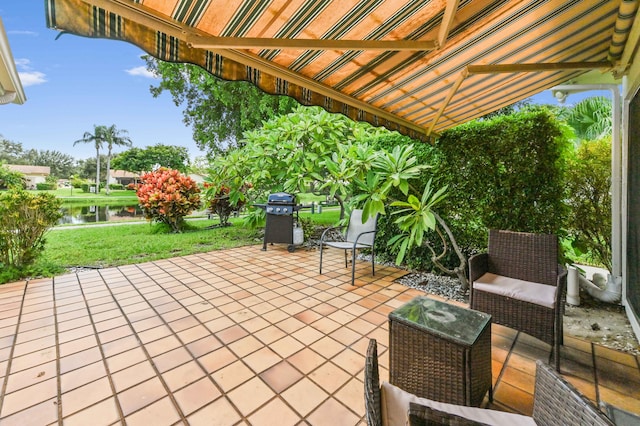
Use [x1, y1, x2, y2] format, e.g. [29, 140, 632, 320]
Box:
[268, 192, 296, 204]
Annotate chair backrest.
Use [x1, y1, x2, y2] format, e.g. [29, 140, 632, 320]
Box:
[345, 209, 378, 246]
[488, 229, 558, 286]
[364, 339, 382, 426]
[532, 360, 613, 425]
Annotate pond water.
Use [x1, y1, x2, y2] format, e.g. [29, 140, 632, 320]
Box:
[58, 204, 146, 225]
[58, 204, 210, 225]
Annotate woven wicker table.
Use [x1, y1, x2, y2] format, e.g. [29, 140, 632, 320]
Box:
[389, 296, 492, 407]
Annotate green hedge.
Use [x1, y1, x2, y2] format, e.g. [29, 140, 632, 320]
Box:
[369, 108, 571, 271]
[36, 183, 56, 190]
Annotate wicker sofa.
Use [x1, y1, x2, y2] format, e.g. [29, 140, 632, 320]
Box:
[469, 229, 567, 371]
[364, 339, 613, 426]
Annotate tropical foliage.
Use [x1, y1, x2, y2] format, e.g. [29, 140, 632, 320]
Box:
[112, 144, 190, 174]
[144, 57, 298, 154]
[136, 168, 201, 233]
[565, 136, 612, 270]
[0, 190, 62, 269]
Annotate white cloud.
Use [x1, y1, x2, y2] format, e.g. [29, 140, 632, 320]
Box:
[14, 59, 47, 86]
[7, 30, 38, 36]
[125, 66, 157, 78]
[19, 71, 47, 86]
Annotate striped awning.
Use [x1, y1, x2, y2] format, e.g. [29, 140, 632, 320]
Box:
[45, 0, 639, 142]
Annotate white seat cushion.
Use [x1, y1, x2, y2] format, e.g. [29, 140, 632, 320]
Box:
[473, 273, 557, 309]
[380, 381, 535, 426]
[324, 241, 371, 249]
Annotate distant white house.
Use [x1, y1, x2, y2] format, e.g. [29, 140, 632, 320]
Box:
[6, 164, 50, 188]
[108, 170, 139, 187]
[188, 173, 206, 185]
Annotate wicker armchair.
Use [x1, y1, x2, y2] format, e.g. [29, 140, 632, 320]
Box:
[469, 229, 567, 370]
[319, 209, 378, 285]
[364, 339, 613, 426]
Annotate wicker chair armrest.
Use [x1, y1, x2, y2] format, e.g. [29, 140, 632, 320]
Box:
[468, 253, 489, 283]
[364, 339, 382, 426]
[532, 360, 614, 425]
[555, 265, 568, 309]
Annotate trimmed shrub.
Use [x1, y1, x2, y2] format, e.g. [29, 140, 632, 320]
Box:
[109, 183, 124, 190]
[137, 168, 201, 233]
[0, 190, 62, 269]
[36, 183, 56, 190]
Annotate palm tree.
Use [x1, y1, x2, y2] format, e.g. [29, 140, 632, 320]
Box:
[102, 125, 132, 195]
[567, 96, 613, 141]
[74, 125, 109, 194]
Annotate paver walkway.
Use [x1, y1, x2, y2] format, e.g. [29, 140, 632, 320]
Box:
[0, 245, 638, 425]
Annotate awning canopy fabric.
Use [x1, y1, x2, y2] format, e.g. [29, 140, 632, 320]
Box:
[45, 0, 639, 142]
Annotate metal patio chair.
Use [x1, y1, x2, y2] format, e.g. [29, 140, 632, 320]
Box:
[319, 209, 378, 286]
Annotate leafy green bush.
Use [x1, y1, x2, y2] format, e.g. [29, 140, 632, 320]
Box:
[383, 108, 571, 271]
[36, 183, 56, 190]
[0, 164, 26, 190]
[0, 190, 62, 271]
[565, 136, 612, 270]
[137, 168, 201, 233]
[109, 183, 124, 190]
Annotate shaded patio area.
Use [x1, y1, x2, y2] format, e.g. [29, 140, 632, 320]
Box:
[0, 245, 638, 425]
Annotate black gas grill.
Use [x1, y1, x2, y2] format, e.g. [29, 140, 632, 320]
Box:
[262, 192, 303, 252]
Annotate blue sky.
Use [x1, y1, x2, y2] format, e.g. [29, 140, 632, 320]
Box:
[1, 2, 203, 161]
[1, 3, 611, 162]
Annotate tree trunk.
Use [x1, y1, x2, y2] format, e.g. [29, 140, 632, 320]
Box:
[424, 212, 469, 290]
[105, 147, 112, 195]
[95, 147, 100, 194]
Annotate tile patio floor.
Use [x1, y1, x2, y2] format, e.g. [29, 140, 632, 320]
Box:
[0, 245, 638, 425]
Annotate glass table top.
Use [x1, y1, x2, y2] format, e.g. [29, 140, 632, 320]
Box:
[389, 296, 491, 347]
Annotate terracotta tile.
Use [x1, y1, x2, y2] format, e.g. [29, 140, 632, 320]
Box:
[186, 396, 241, 426]
[5, 360, 56, 394]
[334, 377, 366, 417]
[311, 317, 341, 334]
[310, 336, 343, 359]
[100, 335, 140, 358]
[260, 360, 303, 393]
[595, 358, 640, 396]
[493, 381, 533, 416]
[253, 325, 287, 345]
[226, 377, 275, 416]
[144, 335, 182, 357]
[332, 348, 366, 375]
[1, 377, 57, 417]
[288, 348, 326, 374]
[247, 397, 301, 426]
[136, 324, 173, 344]
[212, 360, 255, 392]
[59, 334, 98, 357]
[61, 376, 113, 418]
[281, 377, 328, 416]
[198, 347, 238, 373]
[173, 377, 221, 416]
[186, 335, 223, 358]
[106, 347, 147, 373]
[228, 335, 264, 358]
[162, 360, 206, 392]
[117, 377, 168, 416]
[59, 346, 102, 375]
[499, 365, 535, 394]
[306, 396, 359, 426]
[243, 347, 282, 374]
[152, 346, 192, 373]
[124, 396, 180, 425]
[215, 324, 248, 345]
[0, 399, 58, 426]
[111, 361, 157, 393]
[309, 361, 351, 393]
[270, 335, 304, 358]
[60, 361, 108, 393]
[599, 385, 640, 415]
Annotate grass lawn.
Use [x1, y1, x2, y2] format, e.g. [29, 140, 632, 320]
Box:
[37, 209, 341, 271]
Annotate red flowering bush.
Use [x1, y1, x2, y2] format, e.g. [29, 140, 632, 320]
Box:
[137, 168, 201, 233]
[204, 182, 250, 227]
